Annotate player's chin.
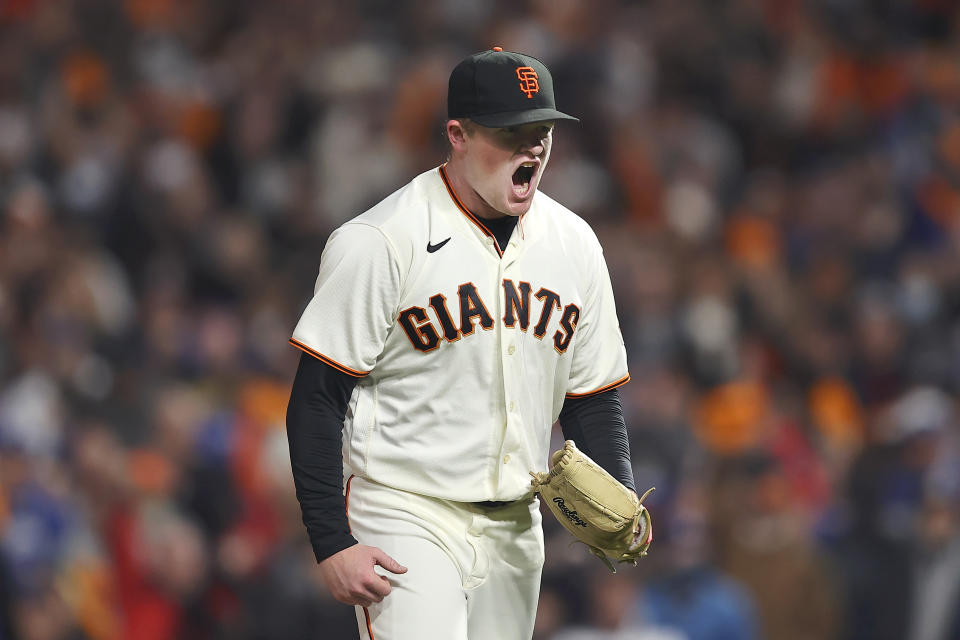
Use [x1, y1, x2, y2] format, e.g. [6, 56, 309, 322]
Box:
[501, 198, 533, 217]
[504, 186, 536, 215]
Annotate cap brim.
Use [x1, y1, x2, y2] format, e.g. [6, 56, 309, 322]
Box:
[469, 108, 579, 127]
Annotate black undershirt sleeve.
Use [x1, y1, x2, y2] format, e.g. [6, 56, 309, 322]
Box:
[286, 352, 359, 563]
[557, 388, 636, 494]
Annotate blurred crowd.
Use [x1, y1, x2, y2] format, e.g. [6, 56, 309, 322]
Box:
[2, 0, 960, 639]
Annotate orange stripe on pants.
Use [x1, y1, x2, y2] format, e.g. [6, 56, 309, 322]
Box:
[345, 476, 375, 639]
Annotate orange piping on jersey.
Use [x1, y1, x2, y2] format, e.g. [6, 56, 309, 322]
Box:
[289, 339, 369, 377]
[439, 164, 503, 257]
[343, 476, 375, 639]
[565, 373, 631, 399]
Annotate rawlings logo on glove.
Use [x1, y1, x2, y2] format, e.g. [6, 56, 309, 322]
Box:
[552, 497, 588, 527]
[530, 440, 654, 572]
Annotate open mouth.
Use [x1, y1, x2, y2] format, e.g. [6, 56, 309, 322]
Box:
[511, 162, 537, 197]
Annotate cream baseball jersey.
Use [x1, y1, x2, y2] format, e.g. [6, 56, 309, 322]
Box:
[290, 165, 628, 502]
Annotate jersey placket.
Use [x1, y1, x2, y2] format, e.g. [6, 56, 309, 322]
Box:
[491, 232, 529, 496]
[439, 163, 533, 497]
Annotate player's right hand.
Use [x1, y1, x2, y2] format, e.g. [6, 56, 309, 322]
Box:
[318, 544, 408, 607]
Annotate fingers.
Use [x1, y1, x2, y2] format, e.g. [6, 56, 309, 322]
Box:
[337, 579, 385, 605]
[367, 573, 393, 599]
[339, 576, 388, 605]
[362, 549, 406, 600]
[348, 569, 396, 603]
[319, 545, 407, 607]
[354, 597, 373, 608]
[373, 549, 408, 574]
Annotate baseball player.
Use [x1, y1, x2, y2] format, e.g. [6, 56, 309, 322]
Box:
[286, 48, 638, 639]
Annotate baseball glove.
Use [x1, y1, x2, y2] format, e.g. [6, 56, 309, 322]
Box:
[530, 440, 654, 572]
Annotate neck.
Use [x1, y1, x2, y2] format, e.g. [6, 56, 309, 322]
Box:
[442, 158, 508, 220]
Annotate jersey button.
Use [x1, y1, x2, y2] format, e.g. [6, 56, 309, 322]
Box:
[507, 344, 516, 355]
[509, 401, 515, 411]
[503, 454, 511, 464]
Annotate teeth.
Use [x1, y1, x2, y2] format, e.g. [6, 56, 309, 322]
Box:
[521, 162, 535, 168]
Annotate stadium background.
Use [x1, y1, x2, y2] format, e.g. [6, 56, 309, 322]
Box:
[1, 0, 960, 638]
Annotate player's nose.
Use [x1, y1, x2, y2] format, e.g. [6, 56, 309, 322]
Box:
[518, 135, 545, 156]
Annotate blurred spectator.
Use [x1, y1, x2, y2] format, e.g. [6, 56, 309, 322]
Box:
[631, 483, 758, 640]
[829, 386, 959, 640]
[908, 494, 960, 640]
[711, 454, 840, 640]
[552, 570, 685, 640]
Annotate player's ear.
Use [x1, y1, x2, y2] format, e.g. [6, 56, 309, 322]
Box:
[446, 119, 470, 151]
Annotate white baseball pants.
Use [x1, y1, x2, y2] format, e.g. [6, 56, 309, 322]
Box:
[345, 475, 545, 640]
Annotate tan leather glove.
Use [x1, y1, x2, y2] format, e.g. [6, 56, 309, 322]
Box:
[531, 440, 654, 572]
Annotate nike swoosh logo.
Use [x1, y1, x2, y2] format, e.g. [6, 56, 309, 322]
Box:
[427, 237, 451, 253]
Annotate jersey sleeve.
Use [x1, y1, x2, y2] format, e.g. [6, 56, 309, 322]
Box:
[565, 241, 629, 398]
[291, 223, 402, 376]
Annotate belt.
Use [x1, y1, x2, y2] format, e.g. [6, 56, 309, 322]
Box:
[474, 500, 513, 508]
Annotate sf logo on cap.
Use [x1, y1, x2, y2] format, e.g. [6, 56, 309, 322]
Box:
[516, 66, 540, 98]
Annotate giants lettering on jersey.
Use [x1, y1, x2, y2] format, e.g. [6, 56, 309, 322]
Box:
[398, 279, 580, 354]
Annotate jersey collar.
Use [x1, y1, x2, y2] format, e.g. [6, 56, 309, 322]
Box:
[438, 164, 528, 257]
